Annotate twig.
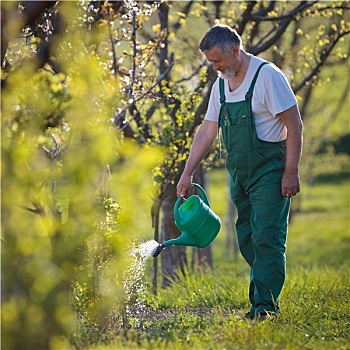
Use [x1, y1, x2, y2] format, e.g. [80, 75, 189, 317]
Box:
[128, 10, 137, 102]
[109, 18, 119, 76]
[118, 60, 174, 131]
[294, 31, 350, 93]
[251, 1, 318, 22]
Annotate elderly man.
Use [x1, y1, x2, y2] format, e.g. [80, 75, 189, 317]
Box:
[177, 24, 303, 320]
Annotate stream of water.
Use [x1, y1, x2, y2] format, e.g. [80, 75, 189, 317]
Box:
[123, 240, 159, 325]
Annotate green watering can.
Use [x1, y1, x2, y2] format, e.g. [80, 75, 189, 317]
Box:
[151, 183, 221, 257]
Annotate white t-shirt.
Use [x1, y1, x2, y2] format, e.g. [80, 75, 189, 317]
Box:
[204, 55, 298, 142]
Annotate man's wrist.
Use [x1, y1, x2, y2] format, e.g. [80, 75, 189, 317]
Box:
[284, 167, 299, 173]
[182, 169, 194, 178]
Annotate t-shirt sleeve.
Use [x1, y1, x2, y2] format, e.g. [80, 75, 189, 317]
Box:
[262, 67, 298, 117]
[204, 78, 220, 122]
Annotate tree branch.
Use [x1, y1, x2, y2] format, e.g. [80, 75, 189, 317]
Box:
[109, 15, 119, 76]
[116, 60, 175, 133]
[250, 16, 292, 55]
[128, 10, 138, 102]
[189, 65, 217, 135]
[237, 1, 257, 36]
[175, 62, 206, 85]
[19, 200, 45, 216]
[1, 1, 55, 65]
[173, 1, 194, 32]
[251, 0, 318, 22]
[294, 31, 350, 93]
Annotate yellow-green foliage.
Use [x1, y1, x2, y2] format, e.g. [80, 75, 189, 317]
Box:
[1, 11, 162, 350]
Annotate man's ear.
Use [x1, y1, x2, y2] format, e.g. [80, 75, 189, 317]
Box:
[232, 45, 239, 57]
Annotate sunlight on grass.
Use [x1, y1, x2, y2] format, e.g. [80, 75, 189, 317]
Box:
[112, 165, 349, 350]
[73, 164, 350, 350]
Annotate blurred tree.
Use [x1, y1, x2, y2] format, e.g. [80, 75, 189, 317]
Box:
[1, 1, 161, 347]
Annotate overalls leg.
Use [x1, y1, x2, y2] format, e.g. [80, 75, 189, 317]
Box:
[249, 160, 291, 315]
[229, 173, 255, 315]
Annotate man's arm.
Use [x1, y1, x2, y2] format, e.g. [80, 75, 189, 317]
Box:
[278, 104, 303, 197]
[177, 120, 218, 197]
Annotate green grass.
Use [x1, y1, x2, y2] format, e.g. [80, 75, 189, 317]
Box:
[82, 164, 349, 350]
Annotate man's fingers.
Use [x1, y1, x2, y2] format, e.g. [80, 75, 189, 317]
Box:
[177, 184, 192, 197]
[283, 188, 299, 198]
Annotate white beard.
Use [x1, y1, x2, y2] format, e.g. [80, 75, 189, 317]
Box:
[217, 69, 236, 80]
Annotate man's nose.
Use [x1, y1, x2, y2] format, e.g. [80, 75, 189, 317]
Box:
[212, 63, 219, 71]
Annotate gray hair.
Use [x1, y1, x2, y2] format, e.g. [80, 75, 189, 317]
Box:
[199, 24, 242, 54]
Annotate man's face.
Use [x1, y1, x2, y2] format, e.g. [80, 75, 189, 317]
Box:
[205, 46, 236, 79]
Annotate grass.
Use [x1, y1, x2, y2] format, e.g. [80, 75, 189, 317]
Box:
[82, 163, 349, 350]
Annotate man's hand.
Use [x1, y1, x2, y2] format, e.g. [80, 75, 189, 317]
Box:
[177, 174, 193, 198]
[281, 169, 300, 198]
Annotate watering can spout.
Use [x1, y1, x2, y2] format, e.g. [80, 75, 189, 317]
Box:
[151, 183, 221, 257]
[150, 232, 197, 257]
[162, 233, 197, 248]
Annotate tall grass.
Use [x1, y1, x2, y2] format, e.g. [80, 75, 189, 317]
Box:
[84, 162, 349, 350]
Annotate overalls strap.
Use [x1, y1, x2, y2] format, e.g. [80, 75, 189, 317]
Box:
[245, 61, 269, 119]
[219, 78, 225, 105]
[219, 78, 229, 121]
[217, 78, 226, 159]
[245, 61, 269, 102]
[219, 62, 269, 104]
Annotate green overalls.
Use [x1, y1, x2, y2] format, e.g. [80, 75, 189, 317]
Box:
[219, 62, 291, 317]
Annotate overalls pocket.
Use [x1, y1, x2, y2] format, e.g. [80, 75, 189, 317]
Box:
[254, 143, 286, 173]
[221, 105, 253, 154]
[224, 122, 252, 153]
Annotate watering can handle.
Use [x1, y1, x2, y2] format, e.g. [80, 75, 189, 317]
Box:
[174, 183, 210, 209]
[174, 183, 211, 224]
[191, 183, 210, 207]
[174, 197, 184, 224]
